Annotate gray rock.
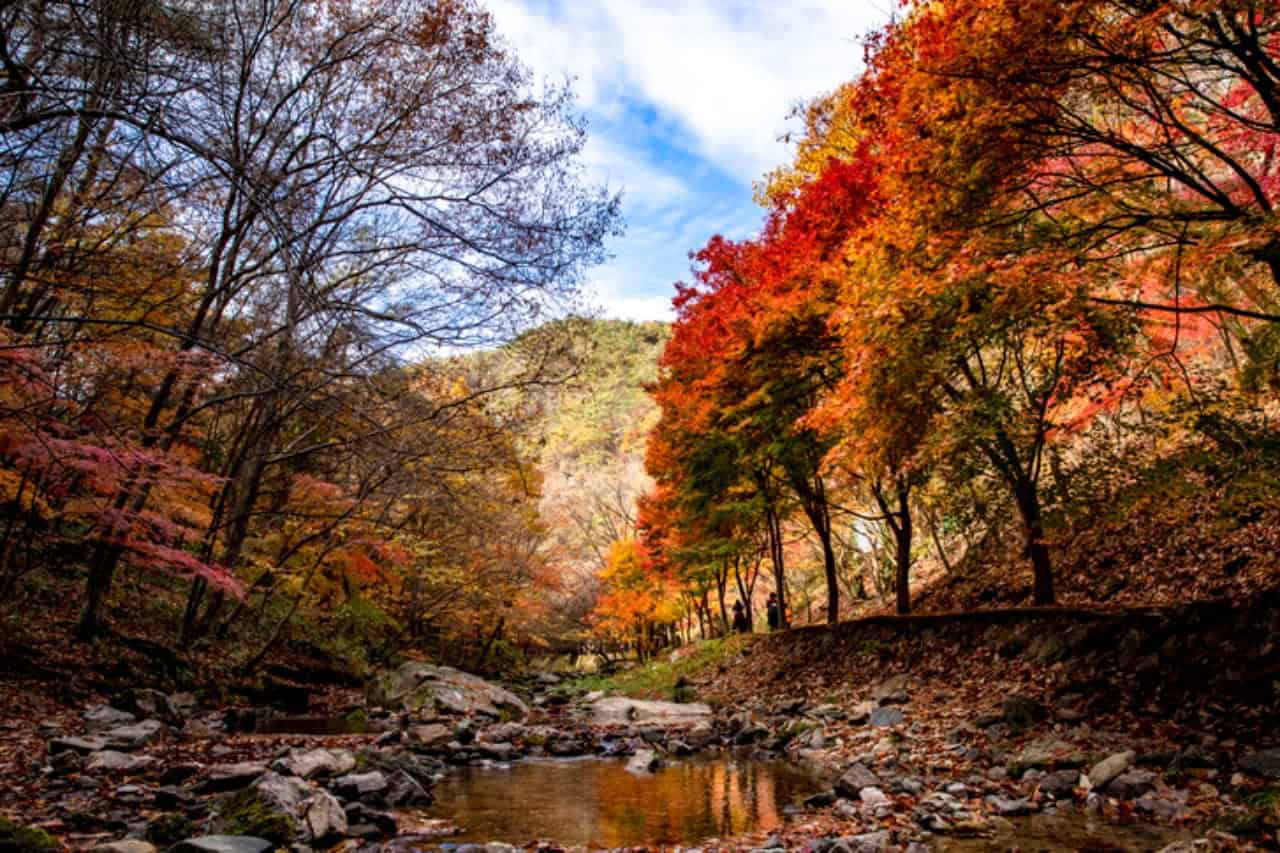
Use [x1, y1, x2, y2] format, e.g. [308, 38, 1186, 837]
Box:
[168, 838, 273, 853]
[49, 735, 110, 755]
[685, 721, 717, 749]
[89, 841, 157, 853]
[986, 794, 1034, 816]
[127, 689, 180, 723]
[590, 697, 712, 725]
[1010, 737, 1085, 774]
[868, 707, 904, 728]
[103, 719, 167, 749]
[858, 786, 889, 805]
[383, 770, 431, 807]
[476, 741, 515, 761]
[836, 830, 892, 852]
[1105, 769, 1157, 799]
[1088, 750, 1135, 790]
[833, 798, 860, 820]
[478, 722, 525, 744]
[1037, 769, 1080, 799]
[302, 790, 347, 841]
[246, 770, 311, 815]
[334, 771, 388, 801]
[200, 762, 268, 793]
[366, 663, 527, 718]
[1238, 748, 1280, 779]
[407, 723, 452, 749]
[272, 748, 355, 779]
[84, 705, 138, 731]
[834, 763, 879, 798]
[86, 750, 157, 773]
[893, 778, 924, 795]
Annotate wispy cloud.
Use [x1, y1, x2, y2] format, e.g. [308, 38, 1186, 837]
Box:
[489, 0, 890, 321]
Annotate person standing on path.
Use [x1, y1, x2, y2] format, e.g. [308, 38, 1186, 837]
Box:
[766, 593, 780, 631]
[731, 600, 750, 633]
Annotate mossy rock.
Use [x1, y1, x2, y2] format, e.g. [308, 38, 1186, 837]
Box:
[0, 817, 60, 853]
[145, 812, 194, 846]
[216, 788, 294, 845]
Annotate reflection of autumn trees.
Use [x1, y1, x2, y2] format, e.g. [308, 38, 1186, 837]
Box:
[427, 757, 818, 848]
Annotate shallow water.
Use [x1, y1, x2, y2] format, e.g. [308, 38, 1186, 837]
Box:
[934, 811, 1193, 852]
[415, 754, 823, 849]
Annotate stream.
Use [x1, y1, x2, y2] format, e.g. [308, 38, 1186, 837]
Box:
[410, 754, 824, 849]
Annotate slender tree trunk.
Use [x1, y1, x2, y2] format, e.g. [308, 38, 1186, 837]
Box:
[714, 561, 729, 635]
[893, 483, 912, 615]
[762, 501, 788, 629]
[1014, 480, 1054, 605]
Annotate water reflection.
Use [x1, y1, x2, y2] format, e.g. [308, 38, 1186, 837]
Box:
[417, 754, 821, 849]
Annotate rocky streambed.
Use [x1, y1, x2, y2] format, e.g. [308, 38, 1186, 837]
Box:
[1, 660, 1277, 852]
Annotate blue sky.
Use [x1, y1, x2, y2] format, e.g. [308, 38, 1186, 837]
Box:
[487, 0, 892, 321]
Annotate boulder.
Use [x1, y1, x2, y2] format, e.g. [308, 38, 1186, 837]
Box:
[407, 723, 453, 749]
[125, 689, 181, 724]
[383, 769, 432, 807]
[367, 663, 527, 719]
[478, 722, 525, 744]
[85, 750, 157, 773]
[1009, 738, 1086, 775]
[1037, 769, 1080, 799]
[89, 841, 157, 853]
[834, 763, 880, 798]
[1105, 769, 1157, 799]
[476, 741, 516, 761]
[590, 697, 712, 725]
[102, 719, 167, 750]
[212, 772, 309, 844]
[168, 838, 273, 853]
[986, 794, 1034, 816]
[334, 771, 389, 802]
[1238, 748, 1280, 779]
[272, 748, 355, 779]
[859, 786, 889, 805]
[868, 707, 904, 728]
[200, 762, 268, 793]
[49, 735, 110, 755]
[344, 802, 397, 836]
[302, 790, 347, 841]
[832, 831, 891, 853]
[1088, 750, 1135, 790]
[84, 705, 138, 731]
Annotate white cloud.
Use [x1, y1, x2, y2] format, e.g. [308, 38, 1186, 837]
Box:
[494, 0, 885, 180]
[486, 0, 891, 321]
